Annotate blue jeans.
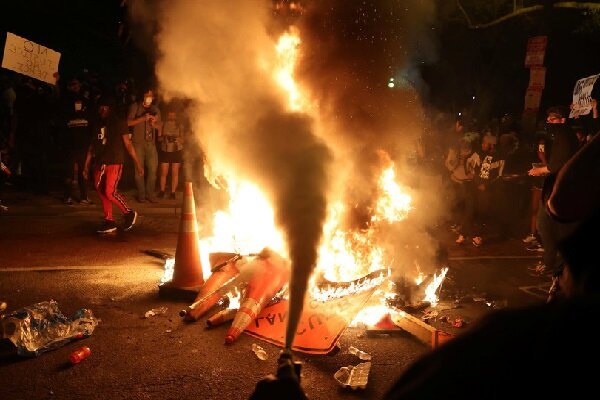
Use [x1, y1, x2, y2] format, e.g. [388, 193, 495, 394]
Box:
[133, 141, 158, 199]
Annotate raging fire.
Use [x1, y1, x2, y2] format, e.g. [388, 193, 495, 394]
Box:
[161, 27, 448, 328]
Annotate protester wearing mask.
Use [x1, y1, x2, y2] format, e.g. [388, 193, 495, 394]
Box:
[127, 89, 161, 203]
[528, 106, 580, 286]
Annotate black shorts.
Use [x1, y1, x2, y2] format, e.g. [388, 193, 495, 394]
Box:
[159, 150, 182, 164]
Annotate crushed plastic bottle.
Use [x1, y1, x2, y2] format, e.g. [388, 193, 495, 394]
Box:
[348, 345, 372, 361]
[251, 343, 268, 360]
[144, 306, 168, 318]
[0, 300, 99, 357]
[334, 362, 372, 390]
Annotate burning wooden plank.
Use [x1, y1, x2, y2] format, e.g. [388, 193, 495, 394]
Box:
[390, 311, 454, 349]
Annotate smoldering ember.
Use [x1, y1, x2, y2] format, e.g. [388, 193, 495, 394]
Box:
[1, 1, 600, 399]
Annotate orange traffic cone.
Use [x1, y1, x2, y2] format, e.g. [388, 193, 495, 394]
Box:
[225, 249, 289, 344]
[183, 256, 240, 322]
[159, 182, 204, 299]
[206, 308, 237, 328]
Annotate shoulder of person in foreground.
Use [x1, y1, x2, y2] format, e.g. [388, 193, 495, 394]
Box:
[547, 131, 600, 222]
[382, 295, 600, 400]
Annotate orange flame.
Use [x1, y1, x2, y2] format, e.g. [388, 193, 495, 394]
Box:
[161, 28, 447, 320]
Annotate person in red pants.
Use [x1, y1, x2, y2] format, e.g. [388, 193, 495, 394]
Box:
[83, 96, 143, 234]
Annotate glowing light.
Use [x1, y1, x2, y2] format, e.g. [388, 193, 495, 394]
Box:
[199, 178, 286, 257]
[423, 267, 448, 306]
[351, 305, 393, 327]
[160, 258, 175, 284]
[274, 28, 303, 111]
[372, 165, 412, 223]
[226, 287, 242, 310]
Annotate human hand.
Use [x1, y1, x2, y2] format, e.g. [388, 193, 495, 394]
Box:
[82, 167, 89, 180]
[249, 351, 306, 400]
[478, 184, 485, 191]
[136, 163, 145, 176]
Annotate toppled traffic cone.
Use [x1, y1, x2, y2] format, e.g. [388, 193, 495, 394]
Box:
[225, 249, 289, 344]
[183, 253, 241, 322]
[206, 308, 238, 328]
[159, 182, 204, 300]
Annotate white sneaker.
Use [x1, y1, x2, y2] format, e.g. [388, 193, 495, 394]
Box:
[522, 234, 537, 244]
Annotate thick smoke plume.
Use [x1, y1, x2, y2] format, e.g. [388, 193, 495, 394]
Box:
[293, 1, 437, 199]
[289, 0, 443, 274]
[148, 0, 332, 347]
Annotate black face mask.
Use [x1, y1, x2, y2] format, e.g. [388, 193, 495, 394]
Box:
[545, 123, 563, 139]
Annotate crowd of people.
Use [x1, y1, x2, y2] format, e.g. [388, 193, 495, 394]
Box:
[413, 99, 599, 280]
[0, 69, 192, 232]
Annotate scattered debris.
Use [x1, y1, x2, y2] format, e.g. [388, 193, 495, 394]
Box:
[0, 300, 99, 357]
[391, 311, 454, 348]
[421, 310, 438, 323]
[251, 343, 268, 360]
[453, 318, 466, 328]
[334, 362, 372, 390]
[69, 346, 91, 364]
[348, 345, 372, 361]
[143, 249, 174, 260]
[144, 307, 168, 318]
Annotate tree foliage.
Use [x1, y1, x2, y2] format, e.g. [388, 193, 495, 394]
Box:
[450, 1, 600, 30]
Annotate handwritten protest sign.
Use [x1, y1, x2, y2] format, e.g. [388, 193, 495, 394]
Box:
[2, 32, 60, 85]
[245, 287, 377, 354]
[525, 36, 547, 67]
[569, 73, 599, 118]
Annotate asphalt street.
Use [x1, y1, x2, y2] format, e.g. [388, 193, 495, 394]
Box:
[0, 186, 550, 400]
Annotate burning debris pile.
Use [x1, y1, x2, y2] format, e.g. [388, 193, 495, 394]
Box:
[134, 0, 446, 355]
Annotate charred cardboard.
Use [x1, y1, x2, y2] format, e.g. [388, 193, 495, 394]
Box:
[244, 287, 377, 355]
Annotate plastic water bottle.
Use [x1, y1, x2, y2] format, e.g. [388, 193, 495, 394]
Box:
[348, 345, 372, 361]
[251, 343, 268, 360]
[69, 346, 91, 364]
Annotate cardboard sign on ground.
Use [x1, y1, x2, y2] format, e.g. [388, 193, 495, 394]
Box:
[245, 288, 377, 354]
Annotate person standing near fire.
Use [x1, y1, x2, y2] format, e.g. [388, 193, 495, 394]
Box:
[60, 77, 94, 205]
[127, 89, 160, 203]
[157, 108, 184, 199]
[529, 106, 579, 279]
[83, 96, 143, 234]
[464, 133, 505, 247]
